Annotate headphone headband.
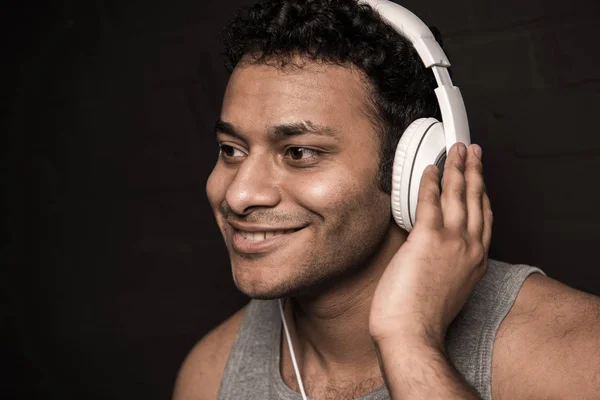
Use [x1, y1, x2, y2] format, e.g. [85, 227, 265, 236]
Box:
[358, 0, 470, 150]
[359, 0, 449, 68]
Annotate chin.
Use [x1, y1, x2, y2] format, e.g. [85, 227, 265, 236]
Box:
[233, 275, 291, 300]
[231, 261, 287, 299]
[232, 256, 320, 299]
[232, 264, 338, 302]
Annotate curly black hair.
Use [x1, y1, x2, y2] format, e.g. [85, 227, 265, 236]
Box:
[222, 0, 445, 194]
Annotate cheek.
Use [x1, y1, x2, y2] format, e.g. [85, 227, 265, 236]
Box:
[291, 171, 387, 223]
[206, 167, 227, 211]
[291, 175, 345, 215]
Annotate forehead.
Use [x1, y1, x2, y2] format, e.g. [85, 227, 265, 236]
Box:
[220, 61, 376, 140]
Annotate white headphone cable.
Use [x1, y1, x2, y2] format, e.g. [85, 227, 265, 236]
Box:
[278, 298, 309, 400]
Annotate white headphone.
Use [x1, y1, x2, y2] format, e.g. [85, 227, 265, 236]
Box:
[360, 0, 471, 232]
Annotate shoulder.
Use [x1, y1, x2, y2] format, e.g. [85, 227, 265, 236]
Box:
[492, 273, 600, 399]
[173, 304, 249, 400]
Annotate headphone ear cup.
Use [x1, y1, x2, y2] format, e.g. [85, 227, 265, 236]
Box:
[391, 117, 446, 231]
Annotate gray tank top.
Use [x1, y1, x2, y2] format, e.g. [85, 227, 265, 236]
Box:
[217, 259, 544, 400]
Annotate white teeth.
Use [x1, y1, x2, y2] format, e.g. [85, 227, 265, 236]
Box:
[239, 229, 297, 241]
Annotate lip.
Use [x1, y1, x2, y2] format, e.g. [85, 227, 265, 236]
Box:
[227, 220, 304, 232]
[230, 227, 304, 255]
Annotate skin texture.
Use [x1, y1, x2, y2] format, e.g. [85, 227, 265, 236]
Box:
[492, 274, 600, 399]
[173, 61, 600, 400]
[205, 61, 394, 301]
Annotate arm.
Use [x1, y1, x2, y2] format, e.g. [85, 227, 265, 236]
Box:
[369, 142, 490, 399]
[173, 306, 246, 400]
[492, 274, 600, 399]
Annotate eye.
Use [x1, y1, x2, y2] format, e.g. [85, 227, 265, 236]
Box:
[218, 144, 246, 161]
[286, 147, 320, 161]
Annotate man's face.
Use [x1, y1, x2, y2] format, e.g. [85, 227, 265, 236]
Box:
[206, 60, 392, 299]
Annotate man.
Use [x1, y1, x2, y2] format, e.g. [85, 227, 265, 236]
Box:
[173, 0, 600, 398]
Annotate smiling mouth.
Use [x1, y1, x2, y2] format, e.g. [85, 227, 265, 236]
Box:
[236, 228, 303, 241]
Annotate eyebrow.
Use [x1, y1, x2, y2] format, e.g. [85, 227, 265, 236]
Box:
[214, 120, 239, 137]
[269, 120, 337, 139]
[214, 119, 338, 140]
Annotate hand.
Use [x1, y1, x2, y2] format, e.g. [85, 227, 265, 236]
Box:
[369, 142, 493, 349]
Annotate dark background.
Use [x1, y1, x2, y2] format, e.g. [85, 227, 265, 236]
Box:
[3, 0, 600, 399]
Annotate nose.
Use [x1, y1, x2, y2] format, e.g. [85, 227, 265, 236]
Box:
[225, 153, 281, 215]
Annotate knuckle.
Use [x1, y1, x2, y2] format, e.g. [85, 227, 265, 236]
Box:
[465, 159, 483, 174]
[423, 190, 440, 206]
[441, 173, 465, 192]
[471, 243, 486, 264]
[448, 236, 468, 254]
[421, 229, 442, 245]
[465, 170, 484, 188]
[449, 186, 466, 199]
[450, 161, 465, 174]
[466, 179, 484, 194]
[430, 232, 444, 247]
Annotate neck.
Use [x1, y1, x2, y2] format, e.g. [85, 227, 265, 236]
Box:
[281, 222, 407, 378]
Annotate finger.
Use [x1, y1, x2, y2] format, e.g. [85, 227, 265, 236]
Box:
[465, 144, 485, 239]
[482, 192, 493, 254]
[415, 164, 443, 230]
[441, 142, 467, 231]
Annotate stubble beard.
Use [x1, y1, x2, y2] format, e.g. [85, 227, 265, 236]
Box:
[231, 215, 390, 301]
